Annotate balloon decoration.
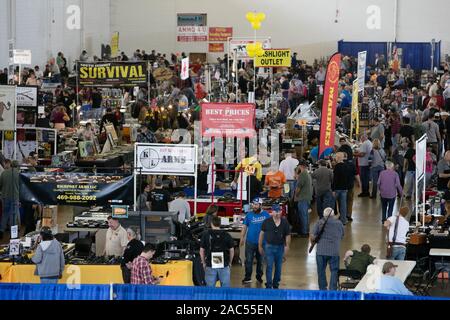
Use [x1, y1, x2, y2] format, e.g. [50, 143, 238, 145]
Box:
[246, 42, 264, 58]
[245, 11, 266, 30]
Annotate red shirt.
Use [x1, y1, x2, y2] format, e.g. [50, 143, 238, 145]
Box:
[130, 256, 156, 285]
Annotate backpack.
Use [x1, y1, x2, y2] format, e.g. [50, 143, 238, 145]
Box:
[209, 230, 228, 254]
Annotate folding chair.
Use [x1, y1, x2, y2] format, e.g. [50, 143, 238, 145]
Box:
[337, 269, 362, 290]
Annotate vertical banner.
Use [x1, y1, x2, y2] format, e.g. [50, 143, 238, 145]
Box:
[357, 51, 367, 93]
[111, 32, 119, 57]
[0, 85, 16, 130]
[350, 80, 359, 136]
[319, 53, 341, 158]
[181, 57, 190, 80]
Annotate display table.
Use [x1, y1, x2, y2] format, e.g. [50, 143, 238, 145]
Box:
[353, 259, 416, 293]
[188, 198, 242, 217]
[0, 260, 193, 286]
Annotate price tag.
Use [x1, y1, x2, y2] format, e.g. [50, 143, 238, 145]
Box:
[11, 225, 18, 239]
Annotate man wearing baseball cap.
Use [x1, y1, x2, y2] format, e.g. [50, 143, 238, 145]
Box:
[377, 262, 412, 295]
[258, 204, 291, 289]
[240, 198, 271, 284]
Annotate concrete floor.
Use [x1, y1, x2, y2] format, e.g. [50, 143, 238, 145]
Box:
[230, 188, 405, 290]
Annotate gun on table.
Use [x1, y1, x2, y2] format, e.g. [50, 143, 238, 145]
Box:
[308, 213, 331, 253]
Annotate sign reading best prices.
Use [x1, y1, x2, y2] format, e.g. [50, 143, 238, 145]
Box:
[255, 49, 291, 67]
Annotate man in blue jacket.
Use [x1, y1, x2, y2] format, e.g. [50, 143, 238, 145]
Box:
[240, 198, 270, 284]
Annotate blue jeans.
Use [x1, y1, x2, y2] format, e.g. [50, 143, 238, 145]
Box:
[316, 191, 335, 219]
[390, 246, 406, 260]
[40, 277, 59, 284]
[404, 171, 415, 197]
[334, 190, 348, 224]
[359, 166, 370, 194]
[297, 200, 310, 234]
[0, 199, 19, 233]
[381, 197, 396, 222]
[245, 242, 263, 280]
[371, 166, 384, 197]
[316, 255, 340, 290]
[205, 266, 231, 287]
[285, 180, 296, 198]
[264, 244, 284, 288]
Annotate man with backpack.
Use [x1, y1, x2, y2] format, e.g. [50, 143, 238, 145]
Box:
[200, 216, 235, 287]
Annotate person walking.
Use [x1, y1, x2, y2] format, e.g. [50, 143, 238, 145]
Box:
[378, 161, 403, 223]
[31, 227, 65, 284]
[310, 207, 344, 291]
[240, 198, 271, 284]
[258, 204, 291, 289]
[200, 216, 234, 287]
[294, 160, 313, 236]
[279, 152, 299, 198]
[311, 159, 334, 219]
[344, 152, 360, 222]
[369, 139, 386, 199]
[384, 207, 409, 260]
[332, 152, 350, 225]
[355, 134, 373, 197]
[0, 160, 20, 239]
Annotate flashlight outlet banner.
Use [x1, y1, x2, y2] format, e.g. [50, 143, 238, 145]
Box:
[201, 103, 256, 137]
[319, 53, 341, 158]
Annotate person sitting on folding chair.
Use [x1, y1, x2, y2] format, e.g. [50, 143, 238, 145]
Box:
[377, 262, 413, 295]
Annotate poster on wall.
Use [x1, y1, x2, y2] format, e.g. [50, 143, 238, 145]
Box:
[177, 13, 207, 26]
[16, 86, 38, 107]
[77, 61, 148, 87]
[0, 85, 16, 131]
[135, 143, 197, 175]
[209, 27, 232, 41]
[201, 103, 256, 138]
[209, 43, 225, 53]
[19, 172, 134, 206]
[229, 38, 271, 59]
[177, 26, 208, 42]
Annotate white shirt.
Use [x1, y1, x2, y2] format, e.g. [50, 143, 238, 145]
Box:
[105, 225, 128, 257]
[169, 198, 191, 223]
[387, 215, 409, 244]
[279, 156, 299, 180]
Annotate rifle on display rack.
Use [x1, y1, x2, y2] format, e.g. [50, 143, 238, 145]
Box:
[308, 212, 331, 253]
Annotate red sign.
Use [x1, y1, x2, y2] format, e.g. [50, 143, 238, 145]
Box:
[319, 53, 341, 157]
[209, 27, 233, 41]
[208, 43, 224, 52]
[201, 103, 256, 137]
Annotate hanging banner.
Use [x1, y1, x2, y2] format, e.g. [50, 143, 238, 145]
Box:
[229, 38, 271, 59]
[13, 49, 32, 65]
[181, 57, 190, 80]
[16, 86, 38, 107]
[201, 103, 256, 137]
[357, 51, 367, 92]
[209, 27, 233, 41]
[415, 135, 427, 180]
[111, 32, 120, 57]
[209, 43, 225, 53]
[19, 173, 134, 206]
[255, 49, 291, 67]
[77, 61, 148, 87]
[177, 13, 207, 26]
[135, 143, 197, 175]
[319, 53, 341, 158]
[0, 85, 16, 131]
[350, 80, 359, 136]
[177, 26, 208, 42]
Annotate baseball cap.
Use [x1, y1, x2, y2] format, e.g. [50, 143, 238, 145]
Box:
[382, 262, 398, 274]
[252, 197, 263, 205]
[298, 159, 308, 167]
[271, 204, 281, 212]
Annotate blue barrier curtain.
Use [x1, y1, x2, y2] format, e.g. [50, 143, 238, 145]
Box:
[364, 293, 448, 301]
[338, 40, 388, 67]
[0, 284, 110, 300]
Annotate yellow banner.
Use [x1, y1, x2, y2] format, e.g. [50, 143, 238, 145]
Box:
[111, 32, 119, 57]
[255, 49, 291, 67]
[350, 80, 359, 136]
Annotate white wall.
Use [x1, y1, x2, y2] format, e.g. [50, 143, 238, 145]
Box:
[0, 0, 8, 70]
[110, 0, 449, 63]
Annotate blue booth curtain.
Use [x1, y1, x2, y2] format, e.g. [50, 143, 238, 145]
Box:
[338, 40, 388, 67]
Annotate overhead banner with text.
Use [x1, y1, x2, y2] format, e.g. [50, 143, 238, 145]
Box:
[20, 172, 134, 206]
[209, 43, 225, 52]
[255, 49, 291, 67]
[350, 80, 359, 136]
[177, 26, 208, 42]
[319, 53, 341, 157]
[77, 61, 148, 87]
[209, 27, 232, 41]
[201, 103, 256, 137]
[357, 51, 367, 92]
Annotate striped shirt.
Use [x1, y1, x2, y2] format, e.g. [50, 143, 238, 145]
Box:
[312, 217, 344, 257]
